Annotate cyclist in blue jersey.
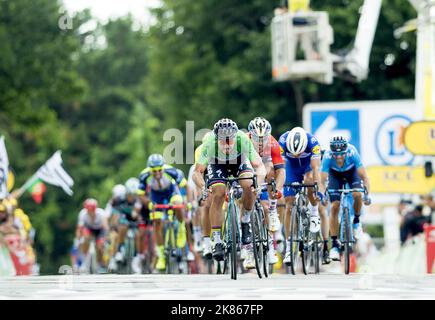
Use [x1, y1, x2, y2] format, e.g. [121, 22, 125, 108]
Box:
[320, 135, 371, 261]
[137, 154, 188, 271]
[278, 127, 324, 265]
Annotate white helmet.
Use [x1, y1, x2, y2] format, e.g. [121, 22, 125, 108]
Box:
[112, 184, 126, 199]
[286, 127, 308, 155]
[248, 117, 271, 140]
[125, 178, 140, 195]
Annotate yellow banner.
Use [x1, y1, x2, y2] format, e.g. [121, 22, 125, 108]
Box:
[404, 121, 435, 156]
[367, 165, 435, 195]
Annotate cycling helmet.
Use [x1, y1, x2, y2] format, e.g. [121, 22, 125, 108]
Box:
[213, 118, 238, 140]
[112, 184, 126, 199]
[147, 154, 165, 168]
[286, 127, 308, 155]
[125, 177, 140, 195]
[330, 135, 348, 153]
[83, 198, 98, 211]
[248, 117, 271, 139]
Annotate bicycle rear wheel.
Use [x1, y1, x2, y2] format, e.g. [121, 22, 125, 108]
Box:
[343, 207, 351, 275]
[262, 227, 269, 278]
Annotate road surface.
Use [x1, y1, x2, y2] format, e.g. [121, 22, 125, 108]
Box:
[0, 272, 434, 299]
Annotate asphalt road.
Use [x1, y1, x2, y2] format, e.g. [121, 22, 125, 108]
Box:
[0, 271, 434, 300]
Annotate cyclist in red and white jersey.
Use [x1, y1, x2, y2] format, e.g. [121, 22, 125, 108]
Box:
[247, 117, 285, 265]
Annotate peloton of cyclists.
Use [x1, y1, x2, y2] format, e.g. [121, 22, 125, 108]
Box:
[76, 120, 373, 275]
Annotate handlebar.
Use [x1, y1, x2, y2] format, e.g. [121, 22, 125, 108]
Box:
[260, 179, 283, 199]
[327, 188, 366, 195]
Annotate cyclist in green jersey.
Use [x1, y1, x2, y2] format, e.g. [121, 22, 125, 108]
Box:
[192, 118, 266, 270]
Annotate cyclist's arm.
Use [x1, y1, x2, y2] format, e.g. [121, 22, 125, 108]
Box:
[102, 216, 110, 232]
[310, 157, 321, 185]
[271, 139, 285, 192]
[275, 168, 285, 194]
[357, 166, 370, 194]
[320, 172, 328, 194]
[251, 157, 266, 187]
[193, 163, 207, 189]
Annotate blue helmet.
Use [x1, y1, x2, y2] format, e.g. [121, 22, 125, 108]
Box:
[147, 154, 165, 168]
[330, 136, 348, 153]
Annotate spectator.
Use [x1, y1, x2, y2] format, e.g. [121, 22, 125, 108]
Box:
[400, 204, 430, 244]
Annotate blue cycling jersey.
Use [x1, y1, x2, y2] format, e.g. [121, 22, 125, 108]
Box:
[321, 144, 363, 173]
[278, 131, 321, 168]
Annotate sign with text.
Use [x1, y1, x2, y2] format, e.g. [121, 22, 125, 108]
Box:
[367, 165, 435, 194]
[404, 121, 435, 156]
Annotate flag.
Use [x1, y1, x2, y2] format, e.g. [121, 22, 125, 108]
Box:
[29, 179, 46, 204]
[35, 151, 74, 196]
[0, 136, 9, 199]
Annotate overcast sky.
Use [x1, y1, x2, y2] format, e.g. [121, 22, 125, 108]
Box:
[62, 0, 161, 24]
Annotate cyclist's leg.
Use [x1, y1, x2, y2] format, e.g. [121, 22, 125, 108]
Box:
[328, 170, 343, 259]
[170, 192, 187, 249]
[117, 219, 128, 253]
[207, 164, 227, 260]
[81, 228, 91, 255]
[348, 168, 364, 217]
[283, 160, 300, 240]
[95, 229, 106, 266]
[304, 170, 321, 233]
[348, 168, 364, 237]
[201, 194, 212, 256]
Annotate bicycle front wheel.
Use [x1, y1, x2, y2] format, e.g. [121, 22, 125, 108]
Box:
[289, 206, 299, 275]
[343, 207, 351, 275]
[229, 201, 238, 280]
[251, 207, 263, 279]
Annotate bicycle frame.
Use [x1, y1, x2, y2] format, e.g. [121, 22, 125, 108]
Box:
[328, 188, 365, 244]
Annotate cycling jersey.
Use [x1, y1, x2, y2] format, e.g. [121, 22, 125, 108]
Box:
[138, 164, 187, 195]
[78, 208, 106, 230]
[321, 144, 363, 173]
[322, 144, 364, 202]
[198, 131, 258, 166]
[194, 144, 203, 164]
[248, 133, 285, 169]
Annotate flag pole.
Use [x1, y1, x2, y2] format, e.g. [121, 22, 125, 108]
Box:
[12, 173, 39, 199]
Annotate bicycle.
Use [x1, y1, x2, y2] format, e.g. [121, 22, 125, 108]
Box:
[153, 203, 186, 274]
[326, 187, 368, 275]
[118, 221, 137, 274]
[208, 176, 256, 280]
[285, 182, 318, 275]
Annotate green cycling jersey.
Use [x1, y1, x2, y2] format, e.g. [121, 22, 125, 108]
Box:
[197, 130, 258, 166]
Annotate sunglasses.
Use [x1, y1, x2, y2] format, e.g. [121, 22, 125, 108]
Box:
[151, 166, 163, 172]
[332, 152, 346, 157]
